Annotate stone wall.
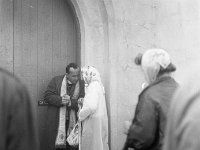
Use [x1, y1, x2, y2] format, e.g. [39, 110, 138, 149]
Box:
[71, 0, 200, 149]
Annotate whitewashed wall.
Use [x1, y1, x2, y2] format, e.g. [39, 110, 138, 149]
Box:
[109, 0, 200, 149]
[71, 0, 200, 149]
[1, 0, 200, 149]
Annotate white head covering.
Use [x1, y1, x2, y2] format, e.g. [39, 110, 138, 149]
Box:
[141, 48, 171, 84]
[81, 66, 105, 93]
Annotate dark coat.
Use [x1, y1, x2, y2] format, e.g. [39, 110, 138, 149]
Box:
[42, 75, 85, 150]
[0, 69, 39, 150]
[123, 76, 178, 150]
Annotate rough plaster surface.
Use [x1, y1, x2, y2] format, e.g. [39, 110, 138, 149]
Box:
[71, 0, 200, 149]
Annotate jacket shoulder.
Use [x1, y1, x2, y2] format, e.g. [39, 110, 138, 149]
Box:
[52, 75, 65, 80]
[50, 75, 65, 83]
[139, 78, 178, 104]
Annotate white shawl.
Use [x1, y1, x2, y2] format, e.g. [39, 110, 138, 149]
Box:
[55, 75, 79, 148]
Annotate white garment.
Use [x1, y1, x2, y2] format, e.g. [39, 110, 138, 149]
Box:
[79, 81, 109, 150]
[141, 48, 171, 84]
[81, 66, 105, 93]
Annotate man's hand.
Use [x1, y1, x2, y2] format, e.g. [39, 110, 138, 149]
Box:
[78, 98, 84, 108]
[62, 94, 71, 106]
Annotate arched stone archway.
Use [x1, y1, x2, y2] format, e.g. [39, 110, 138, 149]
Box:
[67, 0, 114, 149]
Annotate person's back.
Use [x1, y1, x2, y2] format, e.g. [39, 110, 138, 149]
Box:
[145, 76, 178, 150]
[0, 68, 38, 150]
[123, 49, 178, 150]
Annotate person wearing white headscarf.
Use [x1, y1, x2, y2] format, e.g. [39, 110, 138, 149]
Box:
[163, 61, 200, 150]
[123, 49, 178, 150]
[79, 66, 109, 150]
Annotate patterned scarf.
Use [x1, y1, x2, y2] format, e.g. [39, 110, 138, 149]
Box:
[55, 75, 80, 148]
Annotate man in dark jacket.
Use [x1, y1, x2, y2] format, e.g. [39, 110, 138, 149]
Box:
[0, 68, 39, 150]
[43, 63, 85, 150]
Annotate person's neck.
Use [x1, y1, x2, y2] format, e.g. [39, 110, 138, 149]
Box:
[157, 73, 171, 80]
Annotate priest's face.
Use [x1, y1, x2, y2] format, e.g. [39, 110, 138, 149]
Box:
[67, 67, 80, 84]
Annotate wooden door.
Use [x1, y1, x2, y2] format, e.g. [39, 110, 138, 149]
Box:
[0, 0, 80, 149]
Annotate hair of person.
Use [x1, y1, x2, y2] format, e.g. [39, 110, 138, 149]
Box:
[66, 63, 79, 74]
[158, 63, 176, 75]
[134, 53, 143, 65]
[134, 52, 176, 72]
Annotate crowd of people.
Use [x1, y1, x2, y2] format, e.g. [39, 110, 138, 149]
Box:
[1, 49, 200, 150]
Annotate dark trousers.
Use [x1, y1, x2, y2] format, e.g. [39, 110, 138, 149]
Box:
[66, 142, 78, 150]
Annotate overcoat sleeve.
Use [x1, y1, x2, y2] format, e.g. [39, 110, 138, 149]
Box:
[44, 77, 63, 107]
[123, 92, 158, 150]
[79, 82, 98, 121]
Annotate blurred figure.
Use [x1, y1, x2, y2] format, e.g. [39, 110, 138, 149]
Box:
[123, 49, 178, 150]
[163, 62, 200, 150]
[43, 63, 85, 150]
[0, 68, 38, 150]
[79, 66, 109, 150]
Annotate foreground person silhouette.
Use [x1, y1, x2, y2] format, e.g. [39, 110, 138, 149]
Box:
[0, 68, 39, 150]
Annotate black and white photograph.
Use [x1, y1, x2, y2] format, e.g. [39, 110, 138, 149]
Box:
[0, 0, 200, 150]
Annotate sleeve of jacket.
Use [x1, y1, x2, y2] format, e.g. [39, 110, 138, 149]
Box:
[79, 82, 99, 121]
[44, 76, 63, 107]
[123, 92, 158, 150]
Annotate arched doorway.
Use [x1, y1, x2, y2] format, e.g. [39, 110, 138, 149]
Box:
[1, 0, 112, 149]
[12, 0, 80, 149]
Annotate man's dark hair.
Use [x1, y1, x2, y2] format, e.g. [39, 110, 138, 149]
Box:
[66, 63, 79, 74]
[158, 63, 176, 75]
[135, 53, 143, 65]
